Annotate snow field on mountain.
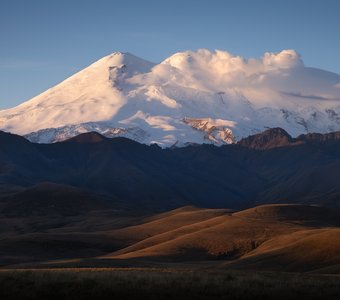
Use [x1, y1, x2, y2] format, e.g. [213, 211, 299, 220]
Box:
[1, 49, 340, 146]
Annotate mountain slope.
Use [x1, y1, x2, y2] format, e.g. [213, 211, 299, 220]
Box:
[1, 49, 340, 146]
[1, 129, 340, 209]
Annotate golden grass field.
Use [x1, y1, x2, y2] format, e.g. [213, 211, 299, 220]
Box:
[1, 204, 339, 299]
[97, 204, 340, 273]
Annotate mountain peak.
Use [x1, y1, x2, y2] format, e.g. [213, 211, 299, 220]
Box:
[238, 128, 296, 150]
[100, 51, 155, 71]
[65, 132, 106, 144]
[107, 51, 140, 58]
[0, 130, 30, 145]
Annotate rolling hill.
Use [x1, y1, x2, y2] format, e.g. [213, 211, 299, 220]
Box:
[101, 204, 340, 272]
[3, 204, 337, 273]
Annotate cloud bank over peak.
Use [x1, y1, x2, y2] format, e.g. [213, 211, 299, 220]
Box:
[162, 49, 304, 76]
[151, 49, 306, 94]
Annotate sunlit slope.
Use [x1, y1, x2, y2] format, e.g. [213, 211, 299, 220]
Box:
[104, 204, 339, 270]
[229, 228, 340, 272]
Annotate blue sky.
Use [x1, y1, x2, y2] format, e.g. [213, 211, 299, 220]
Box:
[1, 0, 340, 109]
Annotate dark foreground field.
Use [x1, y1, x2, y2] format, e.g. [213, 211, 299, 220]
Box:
[0, 268, 339, 300]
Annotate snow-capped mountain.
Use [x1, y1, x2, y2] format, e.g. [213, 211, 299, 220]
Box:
[1, 49, 340, 146]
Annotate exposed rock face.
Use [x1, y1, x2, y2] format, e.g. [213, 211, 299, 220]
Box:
[183, 118, 235, 145]
[297, 131, 340, 142]
[238, 128, 297, 149]
[238, 127, 340, 150]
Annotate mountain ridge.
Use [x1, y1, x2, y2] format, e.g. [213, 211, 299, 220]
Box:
[1, 128, 340, 210]
[238, 127, 340, 149]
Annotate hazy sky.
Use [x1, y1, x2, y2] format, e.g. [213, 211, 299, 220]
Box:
[1, 0, 340, 109]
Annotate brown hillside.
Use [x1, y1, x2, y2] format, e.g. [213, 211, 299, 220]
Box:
[102, 204, 340, 273]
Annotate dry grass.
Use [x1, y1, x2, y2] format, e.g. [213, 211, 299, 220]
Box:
[104, 204, 340, 272]
[1, 204, 339, 274]
[110, 206, 229, 242]
[0, 268, 339, 300]
[230, 228, 340, 272]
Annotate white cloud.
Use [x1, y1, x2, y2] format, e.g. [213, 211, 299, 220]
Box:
[262, 49, 304, 69]
[162, 49, 303, 74]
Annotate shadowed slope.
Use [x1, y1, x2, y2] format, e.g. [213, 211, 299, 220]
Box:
[0, 182, 117, 217]
[233, 204, 340, 226]
[1, 129, 340, 209]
